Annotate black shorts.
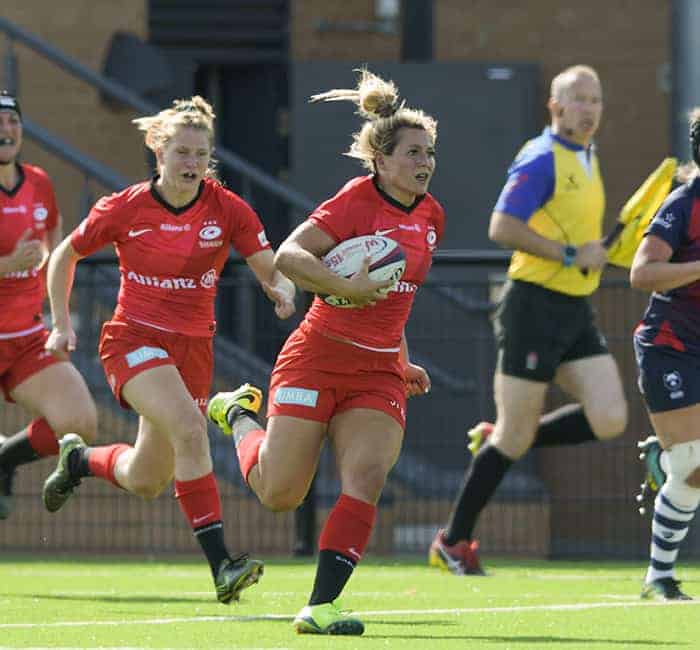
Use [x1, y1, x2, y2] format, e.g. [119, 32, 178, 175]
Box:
[494, 279, 609, 382]
[634, 337, 700, 413]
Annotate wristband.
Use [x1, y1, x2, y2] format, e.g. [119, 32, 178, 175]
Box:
[562, 245, 577, 267]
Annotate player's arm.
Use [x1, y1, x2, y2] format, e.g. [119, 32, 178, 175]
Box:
[245, 248, 296, 320]
[0, 229, 44, 274]
[45, 236, 85, 357]
[630, 234, 700, 292]
[274, 221, 391, 306]
[400, 330, 431, 397]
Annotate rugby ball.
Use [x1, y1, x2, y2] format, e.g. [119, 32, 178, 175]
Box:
[320, 235, 406, 308]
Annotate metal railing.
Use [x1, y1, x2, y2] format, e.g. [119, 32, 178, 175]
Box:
[0, 15, 316, 215]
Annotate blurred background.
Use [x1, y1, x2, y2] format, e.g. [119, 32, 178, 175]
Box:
[0, 0, 695, 560]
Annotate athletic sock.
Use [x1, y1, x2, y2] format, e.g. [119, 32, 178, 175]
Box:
[309, 494, 376, 605]
[645, 488, 696, 583]
[0, 419, 58, 469]
[532, 404, 597, 447]
[79, 444, 131, 486]
[443, 445, 513, 546]
[175, 473, 228, 575]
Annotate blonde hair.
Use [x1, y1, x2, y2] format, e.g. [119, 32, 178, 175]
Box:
[132, 96, 217, 177]
[310, 68, 437, 171]
[677, 106, 700, 183]
[550, 65, 600, 102]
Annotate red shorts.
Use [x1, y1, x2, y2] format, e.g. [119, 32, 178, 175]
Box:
[267, 320, 407, 427]
[0, 326, 60, 401]
[99, 318, 213, 412]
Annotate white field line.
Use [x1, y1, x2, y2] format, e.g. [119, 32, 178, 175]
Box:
[2, 598, 700, 629]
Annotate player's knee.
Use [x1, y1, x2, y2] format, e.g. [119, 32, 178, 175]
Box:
[345, 463, 389, 503]
[171, 413, 208, 456]
[589, 400, 627, 440]
[130, 477, 168, 500]
[259, 486, 304, 512]
[664, 440, 700, 508]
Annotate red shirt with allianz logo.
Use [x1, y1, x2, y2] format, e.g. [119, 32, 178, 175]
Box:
[71, 178, 270, 337]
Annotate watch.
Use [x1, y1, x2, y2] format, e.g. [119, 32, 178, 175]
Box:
[562, 245, 577, 267]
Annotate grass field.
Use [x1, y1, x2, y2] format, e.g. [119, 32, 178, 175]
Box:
[1, 555, 699, 649]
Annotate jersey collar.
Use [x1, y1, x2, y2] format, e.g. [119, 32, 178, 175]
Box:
[371, 175, 425, 214]
[0, 163, 25, 197]
[149, 176, 205, 215]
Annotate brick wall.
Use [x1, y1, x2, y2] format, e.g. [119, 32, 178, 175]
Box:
[2, 1, 149, 229]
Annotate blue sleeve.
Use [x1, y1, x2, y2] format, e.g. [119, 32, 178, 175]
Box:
[646, 189, 692, 252]
[493, 150, 555, 222]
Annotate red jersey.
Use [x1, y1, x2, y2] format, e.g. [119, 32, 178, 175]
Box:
[305, 175, 445, 350]
[71, 178, 270, 337]
[0, 164, 59, 335]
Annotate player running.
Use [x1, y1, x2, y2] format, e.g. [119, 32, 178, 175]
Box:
[42, 95, 295, 604]
[0, 90, 97, 518]
[207, 69, 442, 635]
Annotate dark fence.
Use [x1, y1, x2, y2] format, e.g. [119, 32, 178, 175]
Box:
[0, 256, 681, 560]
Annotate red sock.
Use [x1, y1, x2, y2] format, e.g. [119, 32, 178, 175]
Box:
[175, 472, 222, 529]
[26, 418, 59, 457]
[318, 494, 376, 562]
[237, 429, 266, 483]
[88, 444, 131, 486]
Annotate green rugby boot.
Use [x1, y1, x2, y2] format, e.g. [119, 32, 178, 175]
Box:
[467, 421, 493, 456]
[207, 383, 263, 435]
[215, 554, 264, 604]
[42, 433, 86, 513]
[293, 600, 364, 635]
[636, 436, 667, 515]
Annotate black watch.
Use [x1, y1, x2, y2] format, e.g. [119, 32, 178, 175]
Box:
[562, 245, 577, 267]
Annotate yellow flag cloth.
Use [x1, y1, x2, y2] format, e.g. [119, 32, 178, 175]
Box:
[607, 157, 678, 268]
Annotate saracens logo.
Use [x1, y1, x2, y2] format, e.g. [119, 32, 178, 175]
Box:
[33, 204, 48, 221]
[199, 220, 222, 240]
[200, 269, 217, 289]
[426, 226, 437, 251]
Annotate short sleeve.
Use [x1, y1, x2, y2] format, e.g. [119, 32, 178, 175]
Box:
[228, 195, 271, 258]
[70, 194, 124, 257]
[493, 150, 555, 222]
[645, 190, 692, 252]
[307, 193, 353, 243]
[41, 175, 59, 231]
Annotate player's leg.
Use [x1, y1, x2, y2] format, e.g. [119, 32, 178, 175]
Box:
[0, 359, 97, 519]
[551, 353, 627, 445]
[293, 407, 402, 636]
[433, 372, 547, 575]
[642, 409, 700, 600]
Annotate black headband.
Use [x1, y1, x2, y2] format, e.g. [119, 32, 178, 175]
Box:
[0, 91, 21, 119]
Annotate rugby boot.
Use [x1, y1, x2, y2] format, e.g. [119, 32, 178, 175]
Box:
[214, 554, 264, 604]
[42, 434, 85, 513]
[636, 436, 666, 516]
[428, 528, 485, 576]
[467, 421, 494, 456]
[641, 577, 692, 601]
[207, 383, 263, 435]
[293, 600, 364, 635]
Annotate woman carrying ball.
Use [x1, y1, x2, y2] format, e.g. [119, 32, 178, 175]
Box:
[207, 69, 444, 635]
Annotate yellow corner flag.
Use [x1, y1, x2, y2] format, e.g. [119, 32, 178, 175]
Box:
[606, 157, 677, 268]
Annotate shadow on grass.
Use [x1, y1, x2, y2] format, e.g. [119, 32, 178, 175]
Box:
[368, 631, 685, 645]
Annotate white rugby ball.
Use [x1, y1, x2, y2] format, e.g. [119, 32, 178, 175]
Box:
[320, 235, 406, 308]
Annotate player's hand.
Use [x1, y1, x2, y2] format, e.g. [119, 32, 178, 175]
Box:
[45, 326, 77, 361]
[8, 229, 44, 272]
[404, 363, 431, 397]
[576, 240, 608, 272]
[344, 257, 394, 307]
[263, 278, 296, 319]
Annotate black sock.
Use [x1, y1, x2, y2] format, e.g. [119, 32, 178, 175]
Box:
[444, 445, 513, 546]
[308, 549, 356, 605]
[194, 522, 229, 576]
[67, 448, 92, 480]
[532, 404, 597, 447]
[0, 431, 38, 470]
